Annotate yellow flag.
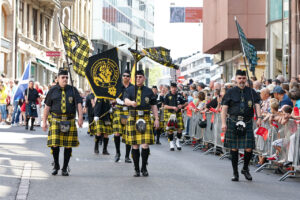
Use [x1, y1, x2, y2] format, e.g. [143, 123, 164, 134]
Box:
[131, 63, 136, 85]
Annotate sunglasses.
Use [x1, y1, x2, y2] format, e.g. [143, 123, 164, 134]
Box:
[123, 74, 130, 77]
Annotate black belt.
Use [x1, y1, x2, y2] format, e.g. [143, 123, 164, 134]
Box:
[51, 114, 75, 120]
[129, 110, 150, 116]
[229, 115, 251, 122]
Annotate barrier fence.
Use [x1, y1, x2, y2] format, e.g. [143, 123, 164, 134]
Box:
[182, 111, 300, 181]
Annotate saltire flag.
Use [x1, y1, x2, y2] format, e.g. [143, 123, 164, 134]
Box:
[142, 47, 179, 70]
[61, 23, 90, 77]
[235, 18, 258, 73]
[13, 62, 30, 101]
[128, 48, 146, 84]
[85, 48, 122, 100]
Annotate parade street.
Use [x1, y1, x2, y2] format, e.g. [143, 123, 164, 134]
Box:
[0, 123, 298, 200]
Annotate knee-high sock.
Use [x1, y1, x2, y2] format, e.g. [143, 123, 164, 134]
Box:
[132, 149, 140, 171]
[103, 137, 109, 151]
[125, 144, 131, 158]
[26, 117, 30, 126]
[231, 150, 239, 175]
[168, 133, 174, 142]
[141, 148, 150, 171]
[51, 147, 60, 168]
[243, 151, 252, 170]
[31, 118, 35, 128]
[62, 148, 72, 170]
[114, 136, 121, 154]
[156, 129, 161, 141]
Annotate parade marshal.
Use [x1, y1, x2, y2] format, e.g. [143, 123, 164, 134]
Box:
[221, 70, 262, 182]
[42, 68, 83, 176]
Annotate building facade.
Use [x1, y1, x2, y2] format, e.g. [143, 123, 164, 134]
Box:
[180, 52, 213, 85]
[91, 0, 154, 77]
[0, 0, 93, 90]
[203, 0, 266, 82]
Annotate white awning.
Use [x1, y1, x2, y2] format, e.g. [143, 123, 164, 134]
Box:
[36, 58, 58, 73]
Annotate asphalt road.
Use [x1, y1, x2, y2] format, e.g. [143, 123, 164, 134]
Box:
[0, 123, 300, 200]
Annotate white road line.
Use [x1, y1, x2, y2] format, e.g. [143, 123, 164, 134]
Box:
[16, 163, 32, 200]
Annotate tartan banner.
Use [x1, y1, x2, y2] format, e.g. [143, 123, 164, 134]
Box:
[142, 47, 179, 70]
[61, 23, 90, 76]
[128, 48, 145, 63]
[235, 18, 258, 72]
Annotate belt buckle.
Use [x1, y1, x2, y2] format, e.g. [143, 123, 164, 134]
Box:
[62, 116, 67, 121]
[237, 116, 244, 121]
[123, 107, 128, 111]
[137, 110, 144, 116]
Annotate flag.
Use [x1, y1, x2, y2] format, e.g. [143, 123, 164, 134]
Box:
[142, 47, 179, 69]
[85, 48, 122, 99]
[256, 127, 268, 141]
[13, 62, 30, 101]
[235, 18, 258, 73]
[128, 48, 146, 85]
[131, 63, 136, 85]
[61, 23, 90, 76]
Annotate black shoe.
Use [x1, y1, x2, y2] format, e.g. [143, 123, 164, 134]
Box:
[25, 125, 28, 130]
[170, 148, 174, 151]
[61, 169, 69, 176]
[30, 127, 35, 131]
[133, 170, 140, 177]
[156, 141, 161, 145]
[231, 173, 239, 182]
[103, 150, 110, 155]
[241, 169, 252, 181]
[115, 153, 120, 162]
[283, 161, 293, 167]
[141, 169, 149, 177]
[52, 165, 60, 176]
[125, 157, 132, 163]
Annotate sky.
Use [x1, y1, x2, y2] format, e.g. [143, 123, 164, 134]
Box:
[153, 0, 203, 59]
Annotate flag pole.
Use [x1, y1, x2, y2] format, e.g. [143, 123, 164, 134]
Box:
[134, 37, 138, 120]
[57, 17, 78, 112]
[234, 16, 258, 119]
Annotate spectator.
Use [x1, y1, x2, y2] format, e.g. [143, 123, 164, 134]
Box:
[260, 88, 271, 114]
[289, 81, 299, 90]
[0, 83, 7, 125]
[189, 84, 196, 93]
[206, 89, 220, 109]
[272, 79, 281, 86]
[197, 91, 206, 111]
[273, 86, 293, 108]
[196, 82, 205, 92]
[253, 81, 262, 94]
[265, 79, 272, 86]
[11, 80, 20, 126]
[276, 75, 285, 84]
[34, 82, 43, 126]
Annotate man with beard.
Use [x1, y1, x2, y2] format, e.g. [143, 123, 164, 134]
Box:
[221, 70, 262, 182]
[42, 68, 83, 176]
[113, 70, 133, 163]
[24, 81, 41, 131]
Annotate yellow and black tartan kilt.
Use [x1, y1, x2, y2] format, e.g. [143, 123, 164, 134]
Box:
[113, 108, 129, 134]
[151, 113, 164, 129]
[124, 112, 154, 145]
[47, 118, 79, 148]
[164, 110, 184, 131]
[90, 120, 113, 135]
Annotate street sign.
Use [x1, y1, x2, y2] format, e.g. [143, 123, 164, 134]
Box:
[46, 51, 61, 57]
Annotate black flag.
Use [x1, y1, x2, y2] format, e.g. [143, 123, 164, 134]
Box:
[85, 48, 122, 99]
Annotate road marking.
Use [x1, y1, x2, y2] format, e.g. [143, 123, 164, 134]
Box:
[16, 163, 32, 200]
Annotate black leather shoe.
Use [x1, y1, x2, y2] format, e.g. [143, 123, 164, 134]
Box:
[141, 169, 149, 177]
[170, 148, 174, 151]
[115, 153, 120, 162]
[133, 170, 140, 177]
[241, 169, 252, 181]
[156, 141, 161, 145]
[94, 144, 99, 154]
[52, 165, 60, 176]
[25, 125, 28, 130]
[61, 169, 69, 176]
[30, 127, 35, 131]
[231, 173, 239, 181]
[125, 157, 132, 163]
[103, 150, 110, 155]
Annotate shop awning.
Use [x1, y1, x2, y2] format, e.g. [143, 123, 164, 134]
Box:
[36, 58, 58, 73]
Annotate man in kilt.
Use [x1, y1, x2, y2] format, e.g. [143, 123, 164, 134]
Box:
[164, 82, 187, 151]
[42, 68, 83, 176]
[24, 80, 41, 131]
[91, 98, 113, 155]
[113, 70, 133, 163]
[124, 70, 159, 177]
[85, 90, 95, 137]
[221, 70, 262, 181]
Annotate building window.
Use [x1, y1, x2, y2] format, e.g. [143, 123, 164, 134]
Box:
[40, 14, 43, 43]
[1, 7, 7, 37]
[45, 17, 50, 47]
[32, 8, 38, 41]
[19, 1, 24, 33]
[27, 4, 30, 37]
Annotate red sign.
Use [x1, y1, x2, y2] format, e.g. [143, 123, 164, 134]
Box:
[185, 7, 203, 23]
[46, 51, 61, 57]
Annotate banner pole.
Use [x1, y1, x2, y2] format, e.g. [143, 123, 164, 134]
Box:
[57, 17, 78, 112]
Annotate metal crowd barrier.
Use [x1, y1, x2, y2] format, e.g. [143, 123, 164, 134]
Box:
[181, 112, 300, 181]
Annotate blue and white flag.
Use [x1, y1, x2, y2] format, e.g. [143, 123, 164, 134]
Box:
[235, 17, 258, 73]
[13, 62, 31, 101]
